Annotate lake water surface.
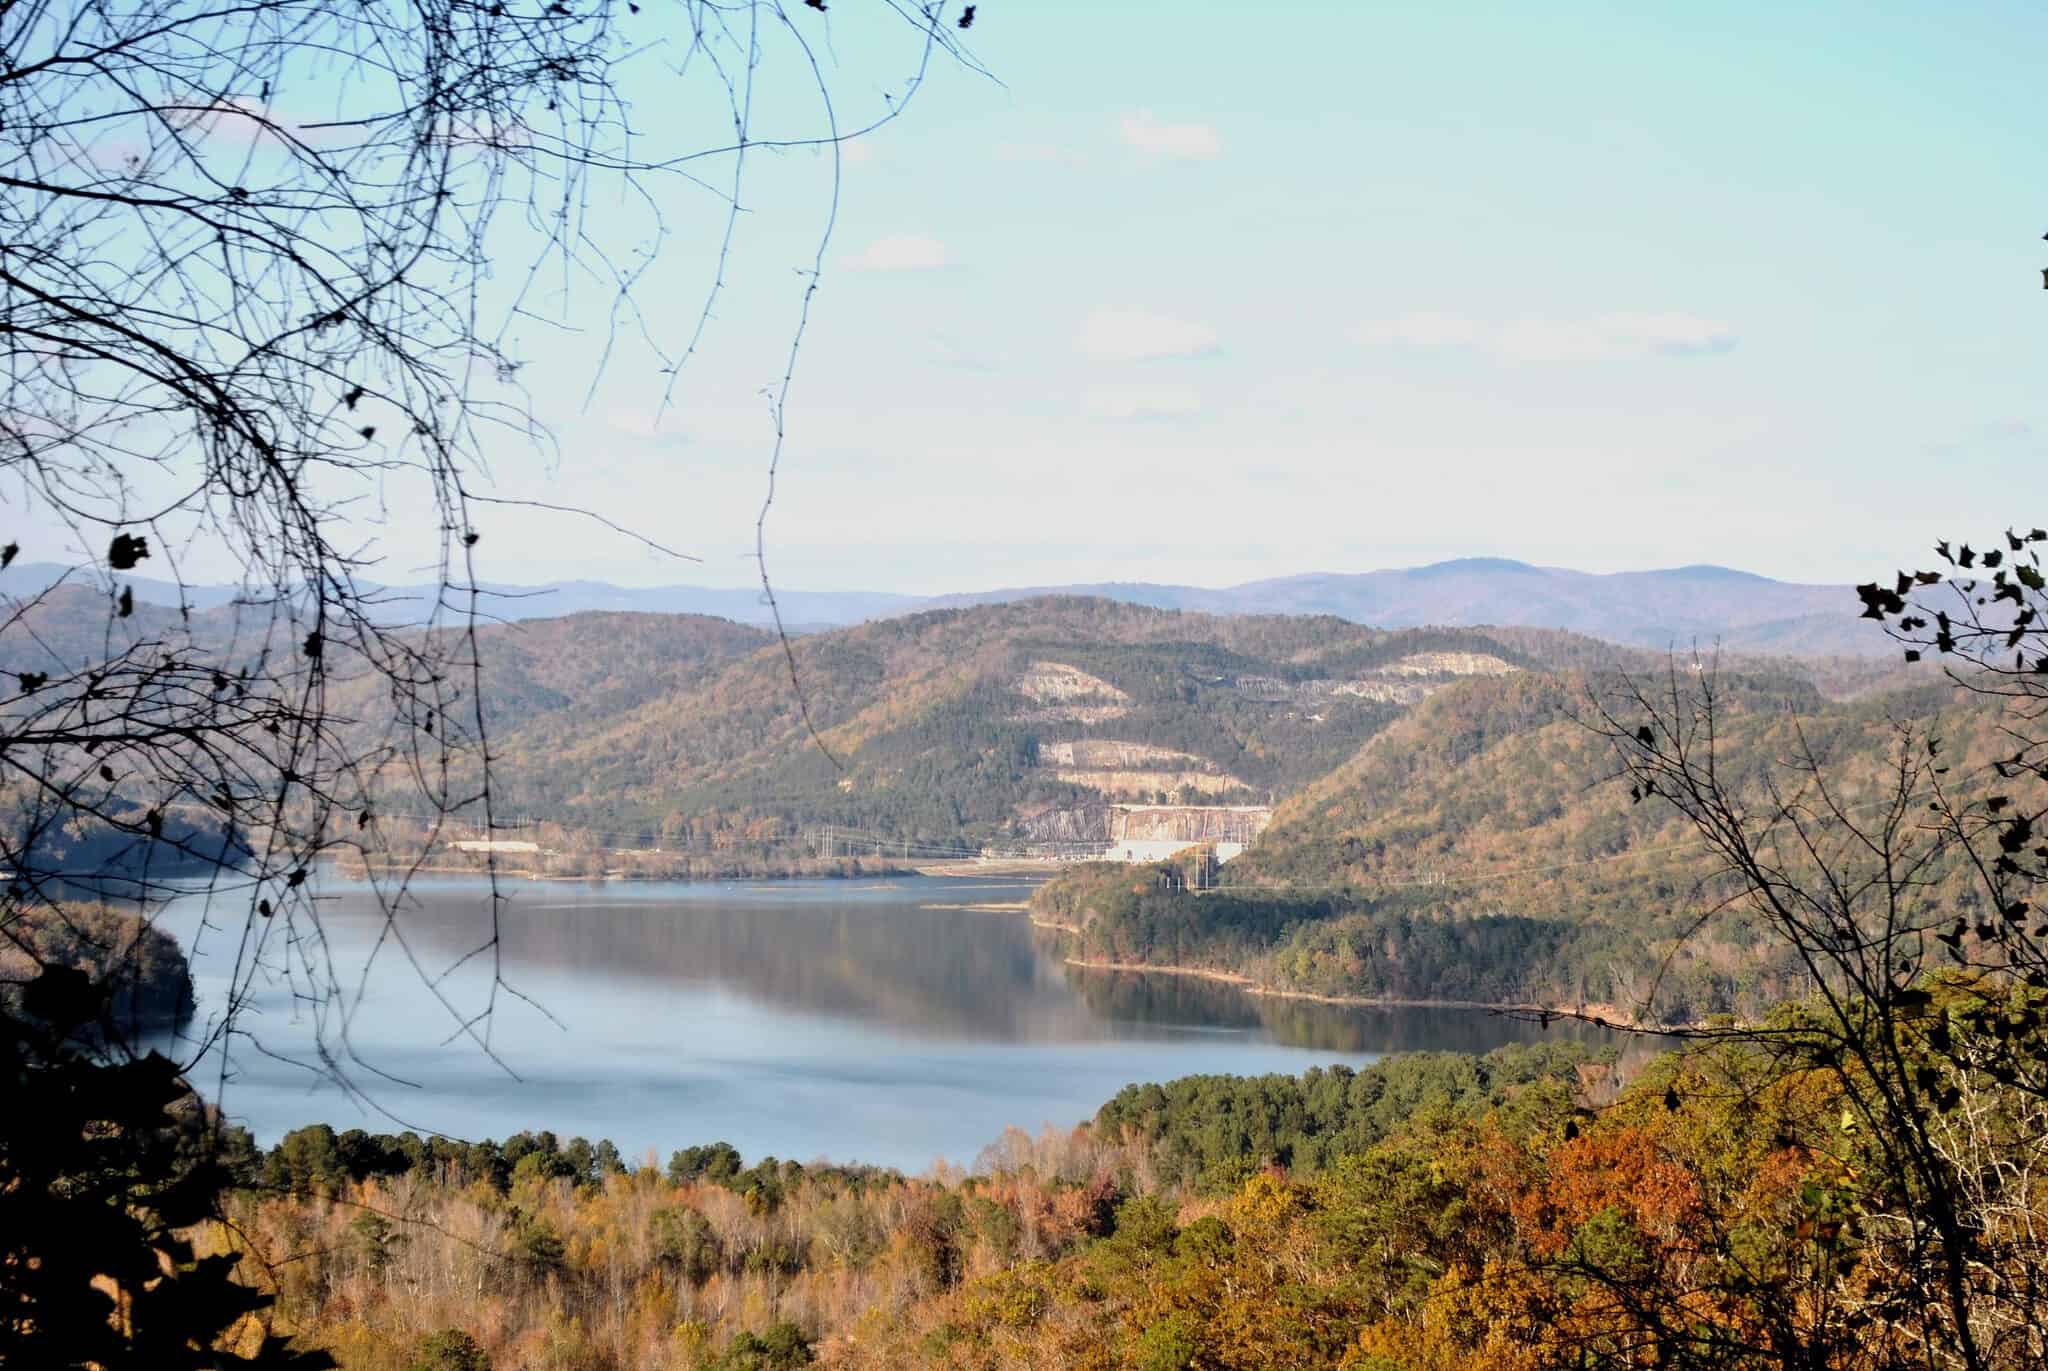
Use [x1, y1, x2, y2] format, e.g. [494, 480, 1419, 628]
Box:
[155, 875, 1602, 1171]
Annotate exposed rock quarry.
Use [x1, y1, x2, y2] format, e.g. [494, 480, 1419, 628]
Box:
[1034, 740, 1248, 799]
[1112, 804, 1270, 844]
[1014, 801, 1271, 845]
[1015, 800, 1116, 844]
[1037, 739, 1203, 770]
[1014, 661, 1128, 703]
[1011, 655, 1514, 727]
[1329, 679, 1432, 705]
[1381, 650, 1518, 677]
[1225, 652, 1519, 712]
[1228, 673, 1424, 706]
[1011, 661, 1130, 723]
[1053, 768, 1249, 798]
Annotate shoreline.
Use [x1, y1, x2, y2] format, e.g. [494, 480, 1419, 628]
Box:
[1057, 955, 1655, 1030]
[325, 857, 1059, 885]
[913, 858, 1069, 878]
[324, 858, 921, 883]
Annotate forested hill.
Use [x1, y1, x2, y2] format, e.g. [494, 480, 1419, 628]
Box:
[1230, 667, 1989, 898]
[0, 580, 1916, 859]
[460, 598, 1590, 844]
[1033, 665, 2018, 1022]
[428, 609, 776, 729]
[453, 596, 1912, 848]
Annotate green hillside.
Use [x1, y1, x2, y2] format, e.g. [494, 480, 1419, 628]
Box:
[1033, 666, 2019, 1022]
[5, 580, 1936, 877]
[419, 609, 775, 735]
[457, 598, 1666, 846]
[337, 597, 1947, 862]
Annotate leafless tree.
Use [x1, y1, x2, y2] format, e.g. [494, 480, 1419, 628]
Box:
[0, 2, 981, 1356]
[2, 0, 979, 1064]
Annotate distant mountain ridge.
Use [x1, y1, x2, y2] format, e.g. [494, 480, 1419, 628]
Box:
[923, 560, 1875, 655]
[4, 557, 1886, 655]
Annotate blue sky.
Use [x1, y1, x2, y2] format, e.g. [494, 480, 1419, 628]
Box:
[405, 1, 2047, 592]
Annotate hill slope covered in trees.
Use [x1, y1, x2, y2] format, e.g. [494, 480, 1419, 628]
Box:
[1033, 665, 2015, 1022]
[426, 599, 1631, 847]
[1, 582, 1913, 864]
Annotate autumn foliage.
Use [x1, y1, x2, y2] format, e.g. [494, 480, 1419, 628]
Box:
[195, 1021, 2048, 1370]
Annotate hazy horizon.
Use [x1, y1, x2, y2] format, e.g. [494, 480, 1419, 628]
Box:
[15, 551, 1862, 600]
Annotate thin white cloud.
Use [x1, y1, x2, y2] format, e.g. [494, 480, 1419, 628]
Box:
[847, 233, 950, 272]
[1077, 308, 1219, 362]
[1088, 383, 1202, 420]
[1353, 311, 1737, 362]
[1118, 109, 1222, 160]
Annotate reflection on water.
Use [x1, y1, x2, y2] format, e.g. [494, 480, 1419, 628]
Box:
[154, 875, 1619, 1171]
[391, 880, 1090, 1041]
[1062, 968, 1612, 1056]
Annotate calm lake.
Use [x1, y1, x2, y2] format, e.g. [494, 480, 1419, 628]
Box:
[153, 875, 1603, 1172]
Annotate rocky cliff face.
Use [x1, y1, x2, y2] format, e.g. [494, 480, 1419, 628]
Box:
[1015, 661, 1128, 703]
[1228, 651, 1519, 708]
[1016, 801, 1115, 843]
[1037, 739, 1201, 770]
[996, 641, 1506, 849]
[1014, 801, 1271, 845]
[1112, 804, 1270, 844]
[1380, 650, 1518, 677]
[1034, 738, 1250, 799]
[1011, 662, 1130, 723]
[1053, 768, 1249, 798]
